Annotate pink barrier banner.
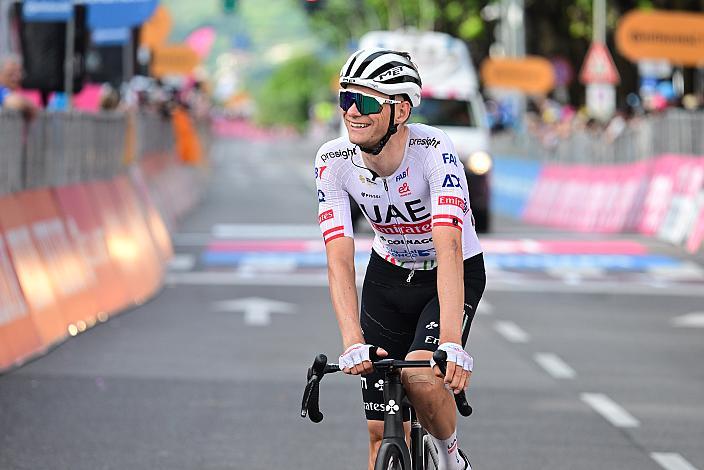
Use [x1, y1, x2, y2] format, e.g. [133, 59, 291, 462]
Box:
[638, 155, 704, 235]
[686, 192, 704, 253]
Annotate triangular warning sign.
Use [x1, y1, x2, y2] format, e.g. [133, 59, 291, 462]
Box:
[580, 42, 620, 85]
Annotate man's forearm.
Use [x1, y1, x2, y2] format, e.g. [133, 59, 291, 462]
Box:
[436, 237, 464, 344]
[328, 257, 364, 348]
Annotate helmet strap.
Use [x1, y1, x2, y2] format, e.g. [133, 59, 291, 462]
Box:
[359, 104, 398, 156]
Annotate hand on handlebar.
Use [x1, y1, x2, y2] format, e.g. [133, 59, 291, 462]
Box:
[430, 343, 474, 395]
[339, 344, 388, 375]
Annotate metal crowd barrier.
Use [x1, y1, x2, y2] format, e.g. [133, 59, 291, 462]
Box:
[0, 109, 202, 197]
[0, 110, 24, 195]
[492, 109, 704, 163]
[23, 111, 127, 189]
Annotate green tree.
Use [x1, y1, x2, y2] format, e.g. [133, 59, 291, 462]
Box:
[253, 53, 339, 131]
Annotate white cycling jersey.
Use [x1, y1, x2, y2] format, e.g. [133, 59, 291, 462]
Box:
[315, 123, 482, 270]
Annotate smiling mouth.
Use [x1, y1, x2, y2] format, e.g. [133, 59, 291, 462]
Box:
[348, 121, 370, 129]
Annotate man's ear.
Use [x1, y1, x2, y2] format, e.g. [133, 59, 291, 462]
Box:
[395, 101, 412, 124]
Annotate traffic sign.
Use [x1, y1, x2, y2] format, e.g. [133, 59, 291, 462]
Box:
[579, 42, 620, 85]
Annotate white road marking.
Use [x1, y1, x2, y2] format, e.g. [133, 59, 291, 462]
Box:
[212, 297, 296, 326]
[534, 353, 576, 379]
[671, 312, 704, 328]
[476, 301, 494, 315]
[168, 254, 195, 271]
[580, 393, 640, 428]
[649, 262, 704, 280]
[165, 271, 704, 297]
[651, 453, 699, 470]
[494, 321, 530, 343]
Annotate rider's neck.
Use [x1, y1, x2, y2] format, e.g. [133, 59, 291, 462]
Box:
[360, 125, 409, 178]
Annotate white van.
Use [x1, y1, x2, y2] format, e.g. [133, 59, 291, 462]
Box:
[347, 29, 493, 232]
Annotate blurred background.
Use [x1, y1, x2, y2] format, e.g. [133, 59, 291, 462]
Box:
[1, 1, 703, 470]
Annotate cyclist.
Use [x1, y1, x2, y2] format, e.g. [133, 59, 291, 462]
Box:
[314, 48, 485, 470]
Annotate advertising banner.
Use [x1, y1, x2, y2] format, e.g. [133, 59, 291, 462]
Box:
[15, 189, 100, 326]
[54, 184, 130, 316]
[0, 195, 67, 347]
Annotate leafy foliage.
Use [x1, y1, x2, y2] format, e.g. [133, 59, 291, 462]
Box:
[252, 53, 339, 131]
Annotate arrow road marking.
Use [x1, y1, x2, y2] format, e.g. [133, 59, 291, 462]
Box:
[212, 297, 296, 326]
[671, 312, 704, 328]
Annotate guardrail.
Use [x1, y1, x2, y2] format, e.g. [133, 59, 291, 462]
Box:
[0, 107, 210, 373]
[493, 109, 704, 164]
[0, 109, 203, 196]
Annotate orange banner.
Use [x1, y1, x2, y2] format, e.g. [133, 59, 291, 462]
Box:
[480, 57, 556, 94]
[15, 189, 100, 328]
[0, 195, 66, 354]
[53, 184, 131, 317]
[0, 224, 43, 370]
[616, 10, 704, 66]
[151, 45, 200, 78]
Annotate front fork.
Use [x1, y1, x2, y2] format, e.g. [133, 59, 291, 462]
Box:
[378, 371, 413, 470]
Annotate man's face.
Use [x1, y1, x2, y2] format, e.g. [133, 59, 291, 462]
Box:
[341, 85, 395, 148]
[0, 60, 23, 89]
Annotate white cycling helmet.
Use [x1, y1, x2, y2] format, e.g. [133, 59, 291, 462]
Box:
[340, 48, 422, 107]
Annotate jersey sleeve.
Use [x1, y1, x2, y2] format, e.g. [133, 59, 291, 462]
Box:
[314, 150, 354, 244]
[425, 136, 469, 231]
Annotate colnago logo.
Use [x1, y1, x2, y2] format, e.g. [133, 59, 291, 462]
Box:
[438, 196, 465, 211]
[409, 137, 441, 149]
[374, 379, 384, 391]
[364, 402, 386, 412]
[361, 192, 381, 199]
[386, 399, 400, 414]
[318, 209, 334, 224]
[320, 147, 357, 162]
[387, 237, 432, 245]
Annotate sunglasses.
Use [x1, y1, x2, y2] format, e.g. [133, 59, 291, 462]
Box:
[339, 89, 402, 115]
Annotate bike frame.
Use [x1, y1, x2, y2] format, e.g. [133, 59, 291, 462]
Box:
[375, 364, 427, 470]
[301, 351, 471, 470]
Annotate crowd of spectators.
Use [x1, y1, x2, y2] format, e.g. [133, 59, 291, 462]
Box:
[0, 52, 212, 122]
[492, 90, 704, 152]
[0, 53, 38, 119]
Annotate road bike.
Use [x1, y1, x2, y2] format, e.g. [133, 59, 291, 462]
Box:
[301, 349, 472, 470]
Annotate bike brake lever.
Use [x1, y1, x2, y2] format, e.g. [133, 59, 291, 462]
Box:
[432, 349, 473, 417]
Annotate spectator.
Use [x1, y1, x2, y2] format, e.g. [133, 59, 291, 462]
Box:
[0, 53, 38, 120]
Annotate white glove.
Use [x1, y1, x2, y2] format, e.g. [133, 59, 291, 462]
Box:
[430, 342, 474, 372]
[338, 343, 373, 370]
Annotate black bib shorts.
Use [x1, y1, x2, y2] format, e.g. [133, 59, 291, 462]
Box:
[359, 250, 486, 421]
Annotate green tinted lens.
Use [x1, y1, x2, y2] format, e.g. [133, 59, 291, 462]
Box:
[358, 94, 382, 115]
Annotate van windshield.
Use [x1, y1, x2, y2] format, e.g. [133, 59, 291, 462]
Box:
[409, 98, 476, 127]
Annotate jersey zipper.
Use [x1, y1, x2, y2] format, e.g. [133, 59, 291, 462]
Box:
[382, 178, 416, 283]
